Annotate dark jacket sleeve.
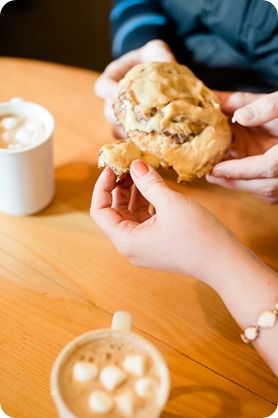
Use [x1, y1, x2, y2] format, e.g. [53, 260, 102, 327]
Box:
[110, 0, 170, 58]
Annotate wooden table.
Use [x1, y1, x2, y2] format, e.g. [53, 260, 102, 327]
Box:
[0, 57, 277, 418]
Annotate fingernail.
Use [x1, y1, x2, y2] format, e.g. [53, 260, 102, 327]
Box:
[235, 106, 255, 122]
[211, 166, 224, 177]
[131, 160, 149, 178]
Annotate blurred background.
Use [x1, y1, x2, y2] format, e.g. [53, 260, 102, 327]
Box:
[0, 0, 112, 72]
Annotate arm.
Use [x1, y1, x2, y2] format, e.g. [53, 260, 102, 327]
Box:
[207, 91, 278, 204]
[111, 0, 171, 58]
[91, 160, 278, 376]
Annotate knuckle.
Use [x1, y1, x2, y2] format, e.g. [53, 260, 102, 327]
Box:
[264, 197, 278, 205]
[145, 39, 166, 48]
[263, 149, 278, 178]
[260, 95, 278, 117]
[141, 177, 164, 195]
[129, 257, 141, 268]
[264, 163, 278, 178]
[236, 92, 250, 103]
[261, 184, 278, 199]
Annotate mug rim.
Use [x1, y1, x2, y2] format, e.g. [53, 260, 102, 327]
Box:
[0, 99, 55, 154]
[50, 328, 170, 418]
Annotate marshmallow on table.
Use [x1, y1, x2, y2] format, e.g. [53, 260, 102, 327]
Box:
[72, 361, 99, 382]
[100, 365, 127, 391]
[123, 354, 146, 376]
[89, 390, 114, 414]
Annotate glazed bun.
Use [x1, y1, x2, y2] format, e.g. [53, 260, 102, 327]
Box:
[98, 62, 231, 182]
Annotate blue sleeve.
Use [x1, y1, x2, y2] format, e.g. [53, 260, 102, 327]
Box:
[110, 0, 170, 58]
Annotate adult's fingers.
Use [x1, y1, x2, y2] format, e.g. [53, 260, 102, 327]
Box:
[206, 175, 278, 204]
[94, 51, 143, 100]
[94, 76, 119, 100]
[103, 100, 126, 138]
[208, 145, 278, 180]
[112, 124, 126, 139]
[218, 91, 264, 114]
[139, 39, 176, 62]
[104, 99, 117, 124]
[207, 146, 278, 204]
[94, 40, 176, 100]
[233, 91, 278, 126]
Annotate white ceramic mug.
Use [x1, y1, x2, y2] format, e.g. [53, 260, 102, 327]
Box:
[50, 312, 170, 418]
[0, 97, 55, 216]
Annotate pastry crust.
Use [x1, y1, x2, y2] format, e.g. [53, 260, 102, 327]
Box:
[98, 62, 232, 182]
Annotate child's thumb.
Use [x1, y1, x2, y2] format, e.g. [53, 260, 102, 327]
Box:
[130, 160, 169, 206]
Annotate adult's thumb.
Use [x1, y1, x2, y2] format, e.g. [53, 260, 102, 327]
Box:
[130, 160, 169, 206]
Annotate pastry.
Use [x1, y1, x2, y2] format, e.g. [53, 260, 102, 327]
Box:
[98, 62, 232, 182]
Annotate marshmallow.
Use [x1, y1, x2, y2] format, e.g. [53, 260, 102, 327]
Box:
[1, 116, 19, 130]
[100, 366, 127, 391]
[135, 377, 157, 398]
[15, 128, 34, 145]
[116, 392, 135, 416]
[123, 354, 146, 376]
[89, 390, 114, 414]
[72, 361, 99, 382]
[2, 131, 13, 143]
[25, 120, 44, 133]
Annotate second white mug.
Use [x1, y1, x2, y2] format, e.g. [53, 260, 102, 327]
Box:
[0, 98, 55, 216]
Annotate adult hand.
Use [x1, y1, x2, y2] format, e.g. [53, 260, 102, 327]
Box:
[91, 160, 239, 289]
[94, 40, 176, 138]
[207, 91, 278, 204]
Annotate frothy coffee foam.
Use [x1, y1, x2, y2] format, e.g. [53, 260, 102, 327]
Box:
[0, 113, 45, 150]
[58, 333, 164, 418]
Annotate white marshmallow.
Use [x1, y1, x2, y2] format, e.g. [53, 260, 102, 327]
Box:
[116, 392, 135, 416]
[2, 131, 13, 143]
[25, 120, 44, 133]
[135, 377, 157, 398]
[15, 128, 33, 145]
[1, 116, 19, 130]
[100, 365, 127, 391]
[123, 354, 146, 376]
[89, 390, 114, 414]
[72, 361, 99, 382]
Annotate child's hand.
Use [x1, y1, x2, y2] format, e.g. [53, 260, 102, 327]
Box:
[91, 160, 238, 290]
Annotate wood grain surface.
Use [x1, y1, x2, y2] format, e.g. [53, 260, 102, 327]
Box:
[0, 58, 277, 418]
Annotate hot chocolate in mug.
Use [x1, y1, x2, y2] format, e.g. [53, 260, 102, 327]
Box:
[0, 97, 55, 216]
[50, 312, 170, 418]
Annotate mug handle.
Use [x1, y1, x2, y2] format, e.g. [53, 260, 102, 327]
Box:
[111, 311, 133, 332]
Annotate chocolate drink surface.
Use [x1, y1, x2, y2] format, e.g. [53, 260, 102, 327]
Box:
[57, 331, 168, 418]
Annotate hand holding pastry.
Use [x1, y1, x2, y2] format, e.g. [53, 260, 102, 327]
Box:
[91, 159, 278, 376]
[207, 91, 278, 204]
[94, 40, 176, 138]
[91, 160, 238, 289]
